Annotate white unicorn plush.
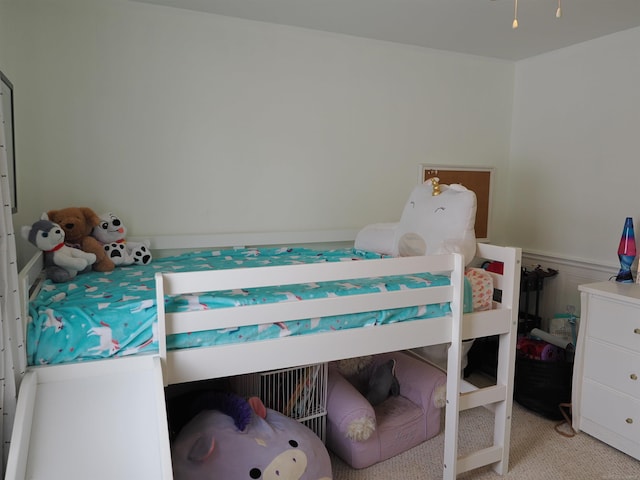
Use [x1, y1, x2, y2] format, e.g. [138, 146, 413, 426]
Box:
[355, 177, 477, 265]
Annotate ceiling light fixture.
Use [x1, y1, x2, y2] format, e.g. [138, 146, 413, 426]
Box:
[512, 0, 562, 30]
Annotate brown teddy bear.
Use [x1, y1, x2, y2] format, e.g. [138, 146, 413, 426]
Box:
[47, 207, 115, 272]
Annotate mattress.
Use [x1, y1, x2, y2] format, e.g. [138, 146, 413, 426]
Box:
[27, 247, 472, 366]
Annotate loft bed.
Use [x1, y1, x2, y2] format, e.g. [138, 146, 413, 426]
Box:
[6, 232, 521, 480]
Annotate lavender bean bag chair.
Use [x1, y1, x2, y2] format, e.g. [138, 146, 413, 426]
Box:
[172, 393, 332, 480]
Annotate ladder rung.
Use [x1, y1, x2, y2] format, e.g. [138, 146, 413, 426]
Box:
[459, 384, 506, 411]
[462, 309, 511, 339]
[457, 445, 503, 474]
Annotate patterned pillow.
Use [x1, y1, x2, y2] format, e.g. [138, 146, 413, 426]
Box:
[465, 267, 494, 311]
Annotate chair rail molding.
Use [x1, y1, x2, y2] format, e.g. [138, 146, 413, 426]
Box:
[521, 249, 618, 326]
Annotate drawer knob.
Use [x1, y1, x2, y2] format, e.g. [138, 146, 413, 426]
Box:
[626, 418, 634, 424]
[635, 328, 640, 335]
[632, 374, 638, 381]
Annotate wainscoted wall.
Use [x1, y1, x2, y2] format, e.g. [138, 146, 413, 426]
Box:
[521, 251, 621, 329]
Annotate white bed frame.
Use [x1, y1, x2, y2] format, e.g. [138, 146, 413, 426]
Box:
[6, 232, 521, 480]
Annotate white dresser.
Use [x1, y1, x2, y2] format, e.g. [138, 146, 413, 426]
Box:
[572, 281, 640, 460]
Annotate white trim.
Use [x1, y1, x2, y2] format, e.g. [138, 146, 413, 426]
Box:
[131, 229, 359, 251]
[522, 249, 616, 274]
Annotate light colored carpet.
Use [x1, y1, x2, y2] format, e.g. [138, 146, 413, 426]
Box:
[330, 401, 640, 479]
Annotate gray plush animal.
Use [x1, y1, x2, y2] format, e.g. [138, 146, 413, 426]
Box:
[22, 214, 96, 283]
[365, 359, 400, 406]
[337, 356, 400, 406]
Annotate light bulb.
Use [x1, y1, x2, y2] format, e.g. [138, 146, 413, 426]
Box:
[512, 18, 519, 29]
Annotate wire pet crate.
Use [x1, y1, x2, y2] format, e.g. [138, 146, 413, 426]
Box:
[231, 363, 328, 443]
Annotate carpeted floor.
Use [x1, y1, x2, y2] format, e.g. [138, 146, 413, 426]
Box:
[330, 401, 640, 479]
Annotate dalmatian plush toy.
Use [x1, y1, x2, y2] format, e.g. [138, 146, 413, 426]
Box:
[91, 212, 152, 266]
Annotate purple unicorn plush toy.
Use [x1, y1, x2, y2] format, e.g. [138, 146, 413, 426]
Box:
[172, 393, 333, 480]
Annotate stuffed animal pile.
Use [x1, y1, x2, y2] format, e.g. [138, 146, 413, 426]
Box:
[46, 207, 115, 272]
[23, 206, 152, 281]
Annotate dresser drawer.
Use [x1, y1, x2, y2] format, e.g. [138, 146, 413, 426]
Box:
[581, 380, 640, 445]
[589, 296, 640, 351]
[584, 340, 640, 398]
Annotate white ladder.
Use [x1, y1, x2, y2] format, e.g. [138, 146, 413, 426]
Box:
[443, 247, 522, 479]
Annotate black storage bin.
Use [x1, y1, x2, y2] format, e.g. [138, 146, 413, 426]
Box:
[514, 354, 573, 420]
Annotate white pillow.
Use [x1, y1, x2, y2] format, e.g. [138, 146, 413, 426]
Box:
[397, 181, 477, 264]
[355, 180, 477, 265]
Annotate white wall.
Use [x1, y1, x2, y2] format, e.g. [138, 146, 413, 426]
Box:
[507, 26, 640, 321]
[508, 26, 640, 269]
[2, 0, 514, 266]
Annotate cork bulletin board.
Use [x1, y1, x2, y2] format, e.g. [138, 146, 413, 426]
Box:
[419, 165, 493, 241]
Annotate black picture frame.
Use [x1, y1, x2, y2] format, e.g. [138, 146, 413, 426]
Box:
[1, 70, 16, 214]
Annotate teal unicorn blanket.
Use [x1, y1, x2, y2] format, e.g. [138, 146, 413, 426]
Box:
[27, 247, 470, 366]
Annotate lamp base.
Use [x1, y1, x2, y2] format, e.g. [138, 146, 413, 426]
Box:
[615, 270, 634, 283]
[616, 252, 636, 283]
